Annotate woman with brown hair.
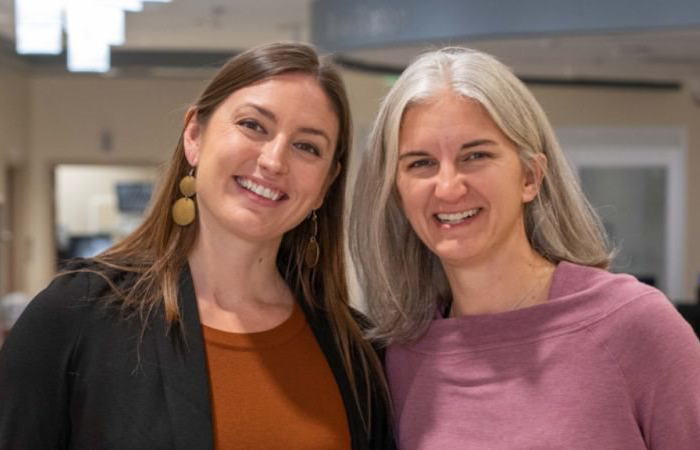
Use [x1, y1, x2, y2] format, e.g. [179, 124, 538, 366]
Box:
[0, 42, 392, 449]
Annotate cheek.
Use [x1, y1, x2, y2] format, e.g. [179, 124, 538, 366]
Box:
[395, 174, 412, 203]
[397, 190, 425, 227]
[297, 162, 334, 195]
[394, 180, 410, 214]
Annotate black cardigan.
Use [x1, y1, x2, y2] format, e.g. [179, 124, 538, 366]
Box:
[0, 266, 394, 449]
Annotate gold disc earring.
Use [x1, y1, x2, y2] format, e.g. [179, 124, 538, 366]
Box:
[172, 169, 197, 226]
[304, 210, 320, 269]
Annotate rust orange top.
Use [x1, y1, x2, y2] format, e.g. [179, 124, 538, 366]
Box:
[202, 302, 351, 450]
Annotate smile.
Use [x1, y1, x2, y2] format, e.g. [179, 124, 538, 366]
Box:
[435, 208, 481, 225]
[235, 176, 286, 201]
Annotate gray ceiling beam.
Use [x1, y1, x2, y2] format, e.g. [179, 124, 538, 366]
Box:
[312, 0, 700, 51]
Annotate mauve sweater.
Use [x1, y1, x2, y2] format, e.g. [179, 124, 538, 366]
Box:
[386, 262, 700, 449]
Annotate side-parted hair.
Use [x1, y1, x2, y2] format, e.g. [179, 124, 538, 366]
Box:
[80, 42, 384, 427]
[349, 47, 611, 343]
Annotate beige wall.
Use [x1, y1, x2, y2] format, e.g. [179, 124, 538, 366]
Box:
[14, 68, 394, 297]
[18, 74, 207, 295]
[0, 58, 30, 295]
[340, 70, 395, 309]
[0, 60, 30, 178]
[4, 65, 700, 300]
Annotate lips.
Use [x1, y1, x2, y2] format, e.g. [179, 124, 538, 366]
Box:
[235, 176, 287, 201]
[434, 208, 481, 225]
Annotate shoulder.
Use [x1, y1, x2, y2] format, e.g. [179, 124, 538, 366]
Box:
[573, 269, 700, 391]
[553, 262, 692, 345]
[0, 266, 108, 397]
[551, 261, 658, 303]
[27, 261, 124, 315]
[595, 288, 694, 354]
[567, 276, 700, 447]
[2, 262, 135, 354]
[550, 262, 679, 334]
[551, 262, 699, 370]
[18, 268, 98, 328]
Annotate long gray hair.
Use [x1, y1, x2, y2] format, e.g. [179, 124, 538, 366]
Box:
[349, 47, 611, 343]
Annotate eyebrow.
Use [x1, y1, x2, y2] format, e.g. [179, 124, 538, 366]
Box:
[298, 127, 332, 147]
[461, 139, 497, 149]
[243, 103, 331, 146]
[398, 150, 431, 161]
[398, 139, 497, 160]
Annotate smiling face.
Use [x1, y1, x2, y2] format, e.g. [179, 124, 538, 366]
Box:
[395, 92, 542, 268]
[183, 72, 340, 244]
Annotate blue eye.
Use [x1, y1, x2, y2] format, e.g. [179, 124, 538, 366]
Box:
[294, 142, 320, 156]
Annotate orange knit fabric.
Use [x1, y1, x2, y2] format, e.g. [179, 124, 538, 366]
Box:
[202, 302, 351, 450]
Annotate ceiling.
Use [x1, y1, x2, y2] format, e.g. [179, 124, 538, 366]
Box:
[1, 0, 700, 85]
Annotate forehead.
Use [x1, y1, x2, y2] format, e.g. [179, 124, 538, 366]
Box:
[402, 93, 487, 125]
[226, 72, 333, 108]
[399, 93, 501, 143]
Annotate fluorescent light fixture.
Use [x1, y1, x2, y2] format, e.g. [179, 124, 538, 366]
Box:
[67, 37, 111, 73]
[14, 0, 172, 72]
[100, 0, 144, 13]
[64, 0, 108, 72]
[14, 0, 64, 54]
[16, 22, 63, 54]
[96, 5, 127, 46]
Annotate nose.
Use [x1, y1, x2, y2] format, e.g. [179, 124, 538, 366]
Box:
[434, 163, 467, 201]
[257, 136, 289, 175]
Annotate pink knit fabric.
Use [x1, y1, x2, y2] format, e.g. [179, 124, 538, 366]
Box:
[386, 262, 700, 449]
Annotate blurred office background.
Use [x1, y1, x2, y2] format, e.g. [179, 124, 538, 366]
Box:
[1, 0, 699, 335]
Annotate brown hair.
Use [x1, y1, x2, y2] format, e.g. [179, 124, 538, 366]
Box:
[87, 42, 385, 428]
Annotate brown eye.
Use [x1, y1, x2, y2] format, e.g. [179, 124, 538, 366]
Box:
[294, 142, 320, 156]
[407, 159, 435, 169]
[465, 151, 489, 161]
[238, 119, 266, 133]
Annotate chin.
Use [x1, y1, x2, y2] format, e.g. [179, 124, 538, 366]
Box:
[432, 243, 481, 266]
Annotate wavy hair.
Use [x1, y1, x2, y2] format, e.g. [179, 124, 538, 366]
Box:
[349, 47, 611, 343]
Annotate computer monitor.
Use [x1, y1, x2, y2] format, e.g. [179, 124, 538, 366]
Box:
[115, 182, 153, 214]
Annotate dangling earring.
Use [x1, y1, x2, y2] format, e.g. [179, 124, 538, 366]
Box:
[172, 168, 196, 226]
[304, 210, 319, 269]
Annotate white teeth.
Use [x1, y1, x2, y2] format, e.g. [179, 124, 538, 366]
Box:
[236, 177, 284, 201]
[436, 208, 479, 224]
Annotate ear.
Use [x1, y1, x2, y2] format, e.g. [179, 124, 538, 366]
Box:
[183, 107, 202, 167]
[313, 162, 341, 210]
[522, 153, 547, 203]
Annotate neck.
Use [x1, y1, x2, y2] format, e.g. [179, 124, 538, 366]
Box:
[444, 244, 555, 317]
[187, 222, 291, 311]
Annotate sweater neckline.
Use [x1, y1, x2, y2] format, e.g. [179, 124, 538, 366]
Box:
[401, 262, 633, 354]
[201, 301, 305, 350]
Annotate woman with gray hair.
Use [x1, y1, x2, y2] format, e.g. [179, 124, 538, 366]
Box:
[349, 47, 700, 449]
